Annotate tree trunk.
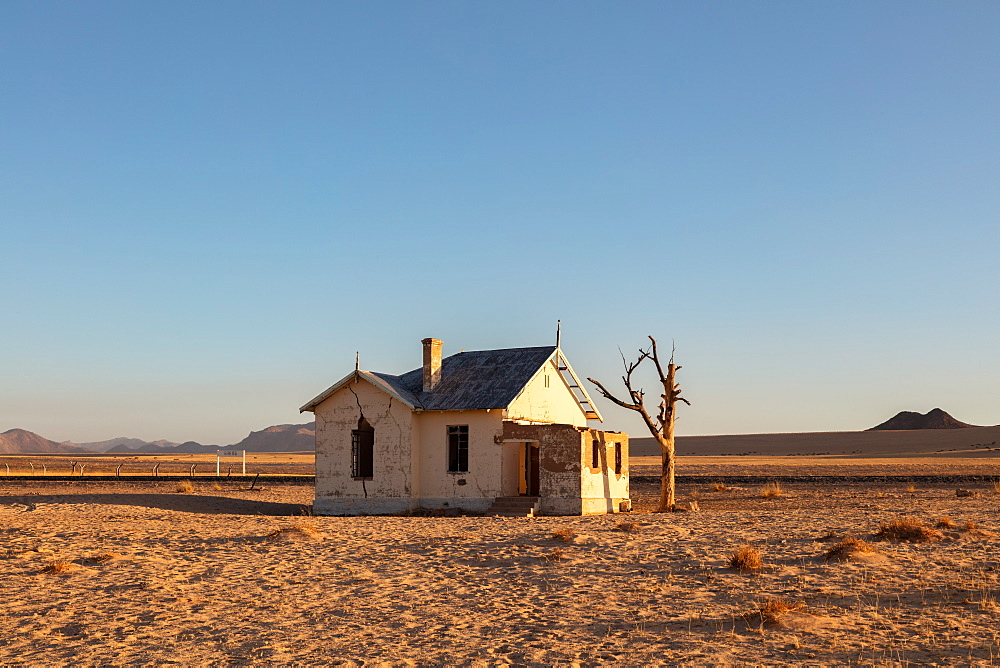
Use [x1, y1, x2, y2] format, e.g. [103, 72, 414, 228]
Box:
[657, 360, 679, 512]
[658, 424, 675, 511]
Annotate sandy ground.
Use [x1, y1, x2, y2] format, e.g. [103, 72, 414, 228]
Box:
[2, 465, 999, 666]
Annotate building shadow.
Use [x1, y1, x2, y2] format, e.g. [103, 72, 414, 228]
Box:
[2, 493, 310, 516]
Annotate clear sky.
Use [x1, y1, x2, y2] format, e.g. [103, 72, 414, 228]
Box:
[2, 1, 998, 445]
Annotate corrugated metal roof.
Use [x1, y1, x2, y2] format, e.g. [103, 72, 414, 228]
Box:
[371, 346, 557, 411]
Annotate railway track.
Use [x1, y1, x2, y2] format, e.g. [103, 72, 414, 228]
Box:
[0, 474, 995, 485]
[0, 475, 315, 485]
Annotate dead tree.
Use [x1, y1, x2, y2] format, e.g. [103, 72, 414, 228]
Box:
[587, 336, 689, 512]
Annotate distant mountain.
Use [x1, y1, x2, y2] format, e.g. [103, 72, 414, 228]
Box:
[230, 422, 315, 452]
[106, 440, 218, 454]
[0, 429, 88, 454]
[869, 408, 979, 431]
[63, 437, 180, 453]
[3, 421, 316, 455]
[104, 422, 315, 454]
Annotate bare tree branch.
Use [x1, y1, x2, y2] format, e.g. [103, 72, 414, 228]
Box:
[648, 336, 666, 382]
[587, 377, 640, 411]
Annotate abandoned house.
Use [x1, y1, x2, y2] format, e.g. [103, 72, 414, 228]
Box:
[300, 338, 630, 516]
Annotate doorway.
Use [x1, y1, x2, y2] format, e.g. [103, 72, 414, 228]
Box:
[522, 443, 540, 496]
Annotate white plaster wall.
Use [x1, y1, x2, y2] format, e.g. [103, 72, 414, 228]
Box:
[414, 410, 506, 500]
[580, 431, 630, 513]
[312, 378, 415, 504]
[506, 358, 588, 427]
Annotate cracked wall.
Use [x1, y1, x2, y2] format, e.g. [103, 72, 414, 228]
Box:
[313, 377, 415, 513]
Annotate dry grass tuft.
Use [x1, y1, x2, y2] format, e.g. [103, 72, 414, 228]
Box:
[936, 517, 958, 529]
[760, 482, 783, 498]
[963, 520, 979, 531]
[979, 595, 1000, 613]
[992, 480, 1000, 495]
[616, 520, 641, 533]
[265, 524, 325, 541]
[824, 535, 876, 561]
[175, 480, 194, 494]
[550, 528, 576, 544]
[905, 484, 917, 494]
[728, 544, 764, 571]
[86, 552, 123, 565]
[543, 547, 566, 562]
[756, 597, 806, 626]
[874, 517, 944, 543]
[41, 560, 74, 574]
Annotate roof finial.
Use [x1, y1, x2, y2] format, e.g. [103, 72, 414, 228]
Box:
[354, 351, 360, 380]
[556, 319, 561, 349]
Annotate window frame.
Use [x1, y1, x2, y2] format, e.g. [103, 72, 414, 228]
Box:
[447, 424, 469, 473]
[351, 418, 375, 480]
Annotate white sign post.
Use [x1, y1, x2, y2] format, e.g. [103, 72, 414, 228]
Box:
[217, 450, 246, 476]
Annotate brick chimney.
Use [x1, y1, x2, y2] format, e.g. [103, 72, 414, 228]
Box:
[421, 338, 443, 392]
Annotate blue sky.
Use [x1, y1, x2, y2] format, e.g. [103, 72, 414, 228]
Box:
[2, 1, 998, 444]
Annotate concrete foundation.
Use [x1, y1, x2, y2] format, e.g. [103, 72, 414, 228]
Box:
[313, 497, 416, 516]
[313, 496, 494, 516]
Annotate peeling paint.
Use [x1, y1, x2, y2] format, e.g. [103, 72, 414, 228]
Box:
[309, 359, 628, 516]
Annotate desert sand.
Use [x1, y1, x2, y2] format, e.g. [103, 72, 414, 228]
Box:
[2, 461, 999, 665]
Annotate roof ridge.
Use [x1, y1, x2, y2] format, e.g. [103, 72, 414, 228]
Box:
[447, 344, 555, 355]
[303, 346, 569, 415]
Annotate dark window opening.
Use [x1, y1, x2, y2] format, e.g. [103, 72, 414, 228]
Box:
[351, 417, 374, 479]
[591, 438, 600, 470]
[448, 425, 469, 473]
[613, 442, 622, 475]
